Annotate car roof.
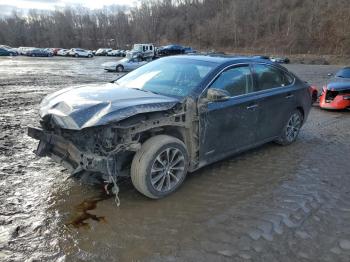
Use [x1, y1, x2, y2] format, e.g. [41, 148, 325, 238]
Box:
[163, 54, 276, 66]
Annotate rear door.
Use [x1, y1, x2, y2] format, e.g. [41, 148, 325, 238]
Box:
[251, 63, 296, 141]
[199, 64, 260, 161]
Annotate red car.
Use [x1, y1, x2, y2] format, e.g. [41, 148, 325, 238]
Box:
[310, 85, 318, 104]
[319, 67, 350, 110]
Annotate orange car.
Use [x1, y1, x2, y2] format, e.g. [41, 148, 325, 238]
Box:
[319, 67, 350, 110]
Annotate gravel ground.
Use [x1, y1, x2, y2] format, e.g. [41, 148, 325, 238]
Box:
[0, 56, 349, 262]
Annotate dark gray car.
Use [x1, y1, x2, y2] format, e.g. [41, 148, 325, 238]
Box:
[28, 55, 312, 199]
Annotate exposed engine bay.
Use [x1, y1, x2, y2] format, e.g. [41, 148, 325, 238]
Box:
[28, 99, 200, 196]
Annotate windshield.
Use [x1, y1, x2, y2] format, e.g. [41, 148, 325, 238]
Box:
[336, 68, 350, 78]
[119, 58, 129, 63]
[115, 58, 216, 97]
[133, 45, 142, 52]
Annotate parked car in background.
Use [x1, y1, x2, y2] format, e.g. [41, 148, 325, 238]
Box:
[0, 47, 18, 56]
[271, 57, 290, 64]
[26, 48, 53, 57]
[107, 50, 121, 56]
[253, 55, 270, 60]
[57, 49, 69, 56]
[184, 47, 197, 54]
[29, 55, 312, 199]
[119, 50, 126, 57]
[102, 57, 148, 72]
[50, 48, 61, 56]
[0, 44, 12, 49]
[319, 67, 350, 110]
[95, 48, 112, 56]
[68, 48, 93, 58]
[18, 47, 35, 55]
[44, 48, 54, 56]
[157, 44, 185, 56]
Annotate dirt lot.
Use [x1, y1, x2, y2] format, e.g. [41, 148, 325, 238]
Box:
[0, 56, 349, 262]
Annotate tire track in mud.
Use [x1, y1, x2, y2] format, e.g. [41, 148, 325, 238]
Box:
[148, 112, 350, 262]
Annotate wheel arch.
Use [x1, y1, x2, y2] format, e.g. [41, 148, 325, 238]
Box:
[138, 125, 187, 145]
[296, 106, 305, 121]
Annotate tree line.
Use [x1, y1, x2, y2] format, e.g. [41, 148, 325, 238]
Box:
[0, 0, 349, 55]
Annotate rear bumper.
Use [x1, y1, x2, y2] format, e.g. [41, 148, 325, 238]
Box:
[27, 127, 108, 174]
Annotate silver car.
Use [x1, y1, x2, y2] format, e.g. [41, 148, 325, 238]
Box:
[102, 57, 148, 72]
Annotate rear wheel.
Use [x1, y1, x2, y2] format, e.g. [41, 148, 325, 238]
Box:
[31, 54, 35, 57]
[131, 135, 189, 199]
[74, 53, 79, 57]
[116, 65, 124, 72]
[275, 110, 303, 145]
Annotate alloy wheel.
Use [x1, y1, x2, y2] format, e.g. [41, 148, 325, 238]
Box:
[286, 112, 302, 142]
[150, 147, 185, 193]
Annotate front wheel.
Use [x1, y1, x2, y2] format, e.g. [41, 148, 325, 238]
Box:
[131, 135, 189, 199]
[74, 53, 79, 57]
[275, 110, 303, 145]
[116, 65, 124, 72]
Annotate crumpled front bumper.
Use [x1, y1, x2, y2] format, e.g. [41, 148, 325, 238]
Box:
[27, 127, 108, 174]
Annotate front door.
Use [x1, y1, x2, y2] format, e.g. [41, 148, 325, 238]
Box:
[199, 65, 259, 162]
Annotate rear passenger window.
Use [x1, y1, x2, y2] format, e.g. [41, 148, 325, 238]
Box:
[210, 66, 253, 97]
[253, 64, 294, 91]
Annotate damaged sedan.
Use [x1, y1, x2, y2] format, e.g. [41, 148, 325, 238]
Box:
[28, 55, 312, 199]
[319, 67, 350, 110]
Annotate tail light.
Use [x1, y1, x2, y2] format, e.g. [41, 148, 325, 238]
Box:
[309, 85, 318, 103]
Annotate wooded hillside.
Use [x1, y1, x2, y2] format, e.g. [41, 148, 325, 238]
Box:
[0, 0, 349, 55]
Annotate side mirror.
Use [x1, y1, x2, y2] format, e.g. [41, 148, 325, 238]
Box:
[207, 88, 230, 102]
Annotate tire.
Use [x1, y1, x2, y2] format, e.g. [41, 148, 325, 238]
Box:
[31, 54, 35, 57]
[131, 135, 189, 199]
[116, 65, 124, 72]
[74, 53, 79, 58]
[88, 54, 92, 58]
[275, 110, 303, 146]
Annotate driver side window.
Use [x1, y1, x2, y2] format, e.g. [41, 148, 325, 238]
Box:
[210, 65, 253, 97]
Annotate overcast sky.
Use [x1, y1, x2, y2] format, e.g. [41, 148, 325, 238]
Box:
[0, 0, 139, 17]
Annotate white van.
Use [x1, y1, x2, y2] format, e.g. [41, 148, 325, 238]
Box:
[132, 43, 155, 59]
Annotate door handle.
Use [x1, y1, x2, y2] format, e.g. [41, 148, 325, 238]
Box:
[246, 104, 259, 110]
[285, 94, 294, 99]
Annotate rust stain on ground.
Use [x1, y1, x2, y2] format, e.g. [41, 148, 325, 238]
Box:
[67, 194, 111, 229]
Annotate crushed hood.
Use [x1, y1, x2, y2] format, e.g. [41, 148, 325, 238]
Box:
[40, 83, 180, 130]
